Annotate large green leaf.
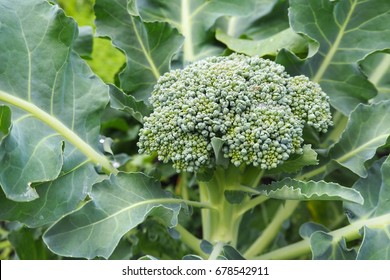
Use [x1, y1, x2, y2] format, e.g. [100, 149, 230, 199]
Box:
[0, 0, 112, 201]
[287, 0, 390, 114]
[94, 0, 183, 102]
[43, 172, 183, 259]
[256, 178, 363, 204]
[136, 0, 254, 62]
[0, 164, 103, 228]
[344, 157, 390, 259]
[329, 101, 390, 177]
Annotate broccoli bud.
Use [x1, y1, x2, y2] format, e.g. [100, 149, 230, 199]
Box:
[138, 54, 332, 172]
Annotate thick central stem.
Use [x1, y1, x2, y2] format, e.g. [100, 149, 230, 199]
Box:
[198, 165, 245, 246]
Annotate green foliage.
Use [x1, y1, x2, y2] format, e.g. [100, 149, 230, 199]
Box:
[0, 0, 110, 202]
[44, 172, 183, 259]
[0, 0, 389, 260]
[283, 0, 390, 115]
[95, 0, 184, 102]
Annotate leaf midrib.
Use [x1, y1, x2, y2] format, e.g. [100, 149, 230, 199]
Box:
[46, 198, 183, 237]
[313, 0, 358, 83]
[0, 90, 117, 175]
[130, 16, 161, 80]
[337, 134, 389, 164]
[181, 0, 194, 62]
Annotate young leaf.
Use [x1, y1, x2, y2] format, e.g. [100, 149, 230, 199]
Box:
[0, 0, 112, 201]
[299, 222, 328, 239]
[266, 144, 318, 174]
[288, 0, 390, 114]
[94, 0, 184, 102]
[216, 28, 307, 57]
[222, 245, 246, 260]
[211, 137, 229, 168]
[136, 0, 255, 62]
[257, 178, 363, 204]
[43, 172, 183, 259]
[108, 85, 151, 123]
[183, 255, 203, 260]
[329, 101, 390, 177]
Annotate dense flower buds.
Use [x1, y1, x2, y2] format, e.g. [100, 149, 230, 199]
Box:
[138, 54, 332, 172]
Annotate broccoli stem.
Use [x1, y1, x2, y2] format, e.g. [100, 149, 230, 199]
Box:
[198, 164, 254, 247]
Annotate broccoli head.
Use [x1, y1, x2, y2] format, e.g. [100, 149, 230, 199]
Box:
[138, 53, 332, 172]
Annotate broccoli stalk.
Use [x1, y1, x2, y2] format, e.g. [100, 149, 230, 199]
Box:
[138, 53, 332, 246]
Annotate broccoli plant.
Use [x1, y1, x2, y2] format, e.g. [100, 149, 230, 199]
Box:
[0, 0, 390, 260]
[138, 53, 333, 246]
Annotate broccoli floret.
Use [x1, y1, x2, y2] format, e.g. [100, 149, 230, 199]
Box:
[138, 53, 332, 172]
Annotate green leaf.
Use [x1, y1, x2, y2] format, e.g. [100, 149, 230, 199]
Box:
[310, 231, 356, 260]
[136, 0, 255, 62]
[0, 105, 11, 141]
[200, 240, 213, 254]
[266, 145, 318, 174]
[329, 101, 390, 177]
[183, 254, 203, 260]
[0, 0, 112, 201]
[0, 164, 104, 228]
[43, 172, 183, 259]
[288, 0, 390, 114]
[94, 0, 184, 102]
[222, 245, 245, 260]
[216, 0, 278, 38]
[299, 222, 356, 260]
[344, 157, 390, 259]
[361, 52, 390, 103]
[216, 28, 307, 57]
[299, 222, 328, 239]
[139, 255, 158, 260]
[224, 190, 246, 204]
[108, 85, 151, 123]
[211, 137, 229, 168]
[257, 178, 363, 204]
[357, 226, 390, 260]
